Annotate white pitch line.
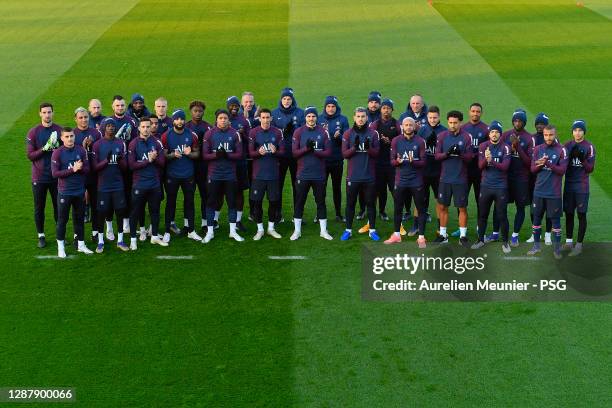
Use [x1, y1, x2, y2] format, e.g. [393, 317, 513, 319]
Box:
[156, 255, 194, 260]
[502, 256, 543, 261]
[35, 255, 75, 259]
[268, 255, 308, 260]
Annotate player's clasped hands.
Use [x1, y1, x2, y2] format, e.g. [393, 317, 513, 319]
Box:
[148, 150, 158, 162]
[72, 159, 83, 172]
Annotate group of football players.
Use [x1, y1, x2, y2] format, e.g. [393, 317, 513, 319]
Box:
[26, 89, 595, 259]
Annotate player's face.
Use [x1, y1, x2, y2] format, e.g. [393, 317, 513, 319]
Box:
[305, 113, 317, 127]
[190, 106, 204, 121]
[489, 129, 500, 143]
[572, 128, 585, 142]
[325, 104, 336, 116]
[39, 107, 53, 124]
[535, 123, 545, 133]
[228, 103, 240, 116]
[216, 114, 229, 129]
[469, 106, 481, 123]
[61, 131, 75, 148]
[410, 96, 423, 113]
[149, 118, 158, 135]
[513, 119, 524, 131]
[381, 105, 392, 119]
[155, 100, 168, 117]
[281, 96, 293, 109]
[133, 100, 144, 111]
[402, 119, 415, 136]
[260, 112, 271, 128]
[173, 117, 185, 130]
[75, 111, 89, 129]
[139, 120, 151, 138]
[367, 100, 380, 112]
[427, 112, 440, 127]
[447, 117, 461, 133]
[88, 100, 101, 117]
[241, 95, 254, 110]
[354, 111, 367, 127]
[112, 99, 126, 116]
[104, 123, 116, 138]
[543, 128, 556, 145]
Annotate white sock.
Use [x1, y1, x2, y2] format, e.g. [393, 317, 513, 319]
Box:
[131, 237, 137, 245]
[123, 218, 129, 230]
[202, 219, 207, 227]
[545, 232, 551, 240]
[98, 232, 104, 244]
[77, 240, 85, 248]
[418, 235, 425, 240]
[139, 227, 145, 234]
[319, 219, 328, 232]
[184, 218, 188, 228]
[268, 222, 275, 231]
[459, 227, 467, 238]
[92, 230, 98, 237]
[492, 231, 499, 235]
[229, 223, 237, 234]
[38, 233, 45, 238]
[237, 211, 243, 222]
[512, 232, 519, 238]
[207, 226, 214, 235]
[566, 238, 573, 243]
[345, 228, 351, 233]
[394, 231, 401, 237]
[294, 218, 302, 233]
[106, 221, 113, 231]
[257, 223, 264, 232]
[57, 240, 65, 250]
[440, 227, 447, 237]
[118, 232, 124, 243]
[369, 228, 376, 233]
[214, 211, 220, 221]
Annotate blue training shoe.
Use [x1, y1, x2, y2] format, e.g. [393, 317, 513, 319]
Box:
[369, 230, 381, 241]
[96, 243, 104, 254]
[484, 232, 499, 243]
[451, 229, 461, 237]
[340, 230, 352, 241]
[510, 235, 519, 247]
[117, 241, 129, 252]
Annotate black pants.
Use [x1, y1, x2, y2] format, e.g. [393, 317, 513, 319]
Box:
[375, 166, 394, 214]
[130, 188, 161, 238]
[346, 181, 376, 230]
[207, 180, 237, 224]
[165, 177, 195, 233]
[32, 181, 58, 234]
[195, 171, 208, 223]
[394, 185, 426, 235]
[57, 193, 84, 241]
[278, 156, 297, 218]
[294, 179, 326, 220]
[85, 182, 99, 232]
[325, 162, 343, 217]
[478, 187, 509, 242]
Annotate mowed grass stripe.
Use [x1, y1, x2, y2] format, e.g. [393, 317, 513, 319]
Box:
[289, 0, 611, 406]
[0, 0, 140, 137]
[1, 1, 294, 406]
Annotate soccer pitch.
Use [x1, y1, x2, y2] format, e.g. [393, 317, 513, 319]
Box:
[1, 0, 611, 406]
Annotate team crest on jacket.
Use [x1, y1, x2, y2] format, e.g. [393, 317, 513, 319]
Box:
[458, 141, 463, 146]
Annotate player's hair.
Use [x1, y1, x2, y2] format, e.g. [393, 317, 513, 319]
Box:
[74, 107, 88, 117]
[259, 108, 271, 115]
[139, 116, 151, 123]
[61, 126, 73, 134]
[470, 102, 483, 110]
[354, 107, 367, 114]
[410, 94, 424, 101]
[189, 100, 206, 111]
[241, 91, 254, 98]
[39, 102, 53, 112]
[155, 97, 168, 104]
[215, 109, 229, 118]
[447, 110, 464, 121]
[428, 105, 440, 114]
[543, 124, 556, 132]
[112, 95, 124, 102]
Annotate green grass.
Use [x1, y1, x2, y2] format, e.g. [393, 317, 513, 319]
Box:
[1, 0, 611, 406]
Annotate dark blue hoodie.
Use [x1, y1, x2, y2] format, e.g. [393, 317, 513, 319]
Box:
[317, 96, 349, 164]
[399, 103, 429, 128]
[271, 88, 305, 159]
[127, 93, 151, 122]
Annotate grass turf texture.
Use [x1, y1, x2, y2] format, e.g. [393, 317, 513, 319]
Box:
[1, 0, 611, 406]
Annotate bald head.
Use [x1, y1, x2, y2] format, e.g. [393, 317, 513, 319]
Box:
[410, 95, 424, 114]
[88, 99, 102, 118]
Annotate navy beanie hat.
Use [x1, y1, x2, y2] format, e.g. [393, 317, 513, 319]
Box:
[100, 117, 116, 129]
[172, 109, 186, 120]
[281, 87, 295, 98]
[304, 106, 318, 117]
[324, 95, 339, 108]
[572, 119, 586, 133]
[131, 93, 144, 103]
[488, 120, 503, 134]
[512, 109, 527, 124]
[534, 112, 549, 126]
[226, 96, 240, 108]
[368, 91, 382, 104]
[381, 98, 394, 110]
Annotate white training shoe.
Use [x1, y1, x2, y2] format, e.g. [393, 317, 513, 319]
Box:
[130, 241, 138, 251]
[544, 235, 552, 246]
[229, 232, 245, 242]
[77, 245, 93, 255]
[146, 225, 152, 237]
[139, 229, 147, 242]
[526, 235, 534, 243]
[290, 230, 301, 241]
[203, 231, 214, 244]
[162, 232, 171, 243]
[253, 230, 265, 241]
[151, 236, 168, 247]
[106, 229, 115, 241]
[320, 230, 333, 241]
[267, 229, 282, 239]
[187, 231, 203, 242]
